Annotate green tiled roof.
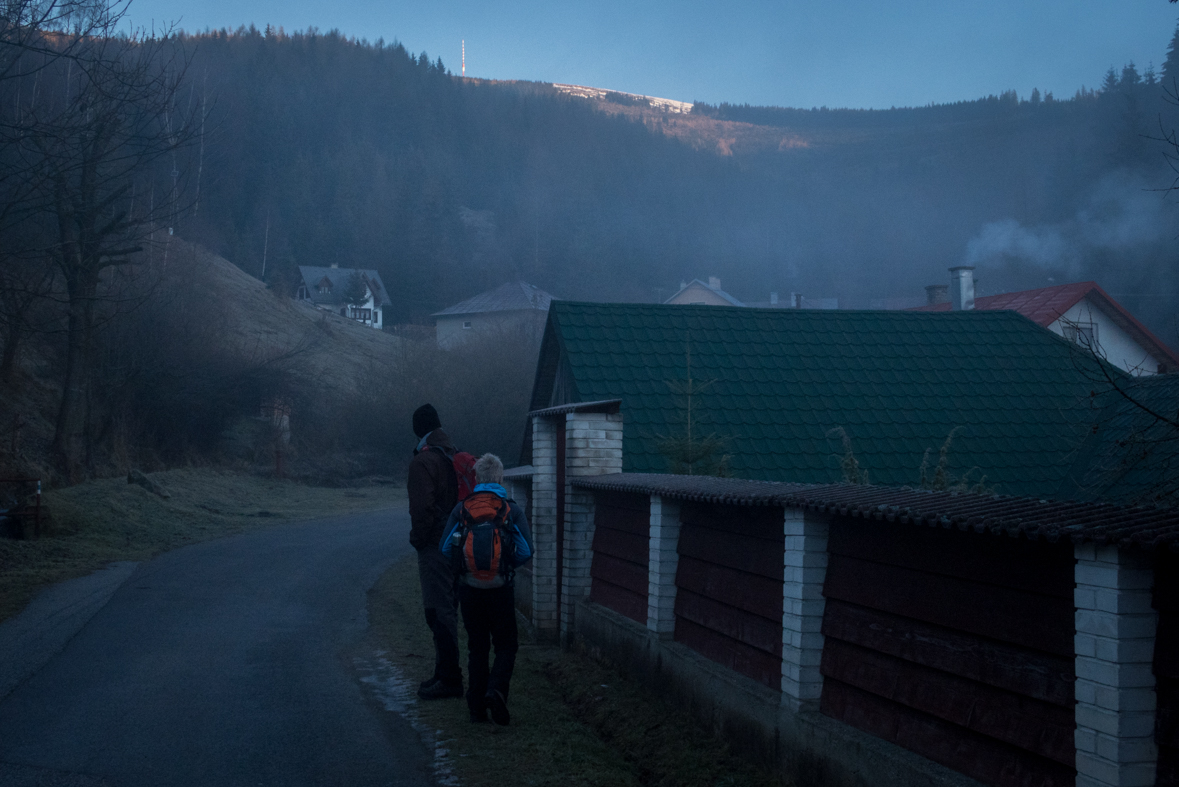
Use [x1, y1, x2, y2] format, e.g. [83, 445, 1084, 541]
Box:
[534, 302, 1126, 498]
[1061, 373, 1179, 507]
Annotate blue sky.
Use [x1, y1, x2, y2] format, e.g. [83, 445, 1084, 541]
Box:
[128, 0, 1179, 109]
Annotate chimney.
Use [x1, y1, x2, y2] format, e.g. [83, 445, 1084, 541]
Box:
[770, 291, 778, 306]
[925, 284, 949, 306]
[949, 266, 975, 311]
[708, 276, 721, 290]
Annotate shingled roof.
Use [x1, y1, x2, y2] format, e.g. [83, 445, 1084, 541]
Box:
[530, 301, 1126, 499]
[433, 281, 553, 318]
[911, 281, 1179, 370]
[1059, 373, 1179, 507]
[297, 266, 391, 308]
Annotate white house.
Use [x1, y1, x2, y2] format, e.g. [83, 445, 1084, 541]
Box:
[664, 277, 838, 309]
[295, 265, 390, 329]
[433, 281, 553, 348]
[914, 268, 1179, 375]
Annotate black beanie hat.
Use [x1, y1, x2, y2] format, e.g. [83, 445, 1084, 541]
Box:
[412, 403, 442, 438]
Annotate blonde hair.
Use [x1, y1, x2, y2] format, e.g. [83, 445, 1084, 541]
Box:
[474, 453, 504, 485]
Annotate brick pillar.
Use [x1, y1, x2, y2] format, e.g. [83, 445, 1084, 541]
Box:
[647, 495, 681, 639]
[560, 411, 624, 645]
[1074, 544, 1158, 787]
[529, 417, 559, 639]
[781, 508, 829, 710]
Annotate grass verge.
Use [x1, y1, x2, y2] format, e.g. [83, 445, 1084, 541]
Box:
[0, 468, 405, 622]
[368, 555, 792, 787]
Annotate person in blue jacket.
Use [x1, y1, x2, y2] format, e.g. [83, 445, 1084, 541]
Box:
[439, 453, 534, 725]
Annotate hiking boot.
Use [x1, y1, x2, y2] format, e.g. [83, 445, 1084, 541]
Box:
[485, 689, 510, 726]
[418, 680, 463, 700]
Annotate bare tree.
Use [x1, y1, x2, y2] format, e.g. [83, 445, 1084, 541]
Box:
[0, 21, 199, 474]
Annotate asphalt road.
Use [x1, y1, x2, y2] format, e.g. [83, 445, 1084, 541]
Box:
[0, 509, 432, 787]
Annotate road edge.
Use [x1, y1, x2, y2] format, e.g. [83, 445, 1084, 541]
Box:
[0, 561, 139, 701]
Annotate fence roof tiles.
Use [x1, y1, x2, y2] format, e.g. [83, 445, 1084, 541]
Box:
[570, 473, 1179, 551]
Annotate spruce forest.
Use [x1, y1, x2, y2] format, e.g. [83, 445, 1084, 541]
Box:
[170, 26, 1179, 332]
[2, 11, 1179, 480]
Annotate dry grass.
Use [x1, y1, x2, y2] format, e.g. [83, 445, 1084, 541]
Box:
[0, 468, 405, 621]
[368, 555, 791, 787]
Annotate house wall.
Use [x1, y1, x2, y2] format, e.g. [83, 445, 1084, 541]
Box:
[1049, 299, 1161, 375]
[665, 283, 734, 306]
[436, 309, 547, 348]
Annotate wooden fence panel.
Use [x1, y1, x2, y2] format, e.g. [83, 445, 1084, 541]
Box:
[1156, 551, 1179, 787]
[820, 516, 1076, 787]
[822, 680, 1076, 787]
[673, 503, 784, 689]
[589, 491, 649, 624]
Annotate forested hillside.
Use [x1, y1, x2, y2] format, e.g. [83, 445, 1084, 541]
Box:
[173, 26, 1179, 336]
[3, 13, 1178, 482]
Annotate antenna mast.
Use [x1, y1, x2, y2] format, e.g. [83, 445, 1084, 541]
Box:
[462, 39, 465, 77]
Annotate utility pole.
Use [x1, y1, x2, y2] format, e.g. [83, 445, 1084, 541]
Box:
[462, 40, 465, 77]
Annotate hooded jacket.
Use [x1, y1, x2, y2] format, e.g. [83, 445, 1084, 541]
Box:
[407, 428, 459, 550]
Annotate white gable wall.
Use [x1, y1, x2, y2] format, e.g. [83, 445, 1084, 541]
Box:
[665, 283, 734, 306]
[1048, 297, 1160, 376]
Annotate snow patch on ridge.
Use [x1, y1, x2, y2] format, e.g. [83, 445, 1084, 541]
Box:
[552, 83, 693, 114]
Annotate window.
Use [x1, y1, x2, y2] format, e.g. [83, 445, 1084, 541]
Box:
[1062, 322, 1098, 348]
[463, 321, 472, 329]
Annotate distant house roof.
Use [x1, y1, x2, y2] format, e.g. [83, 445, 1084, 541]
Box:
[297, 266, 391, 308]
[664, 279, 745, 307]
[528, 301, 1127, 499]
[911, 281, 1179, 369]
[433, 281, 553, 318]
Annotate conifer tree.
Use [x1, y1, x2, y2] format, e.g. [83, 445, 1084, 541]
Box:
[1164, 22, 1179, 87]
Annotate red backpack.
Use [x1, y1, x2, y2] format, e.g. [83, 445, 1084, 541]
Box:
[434, 446, 477, 501]
[451, 451, 477, 501]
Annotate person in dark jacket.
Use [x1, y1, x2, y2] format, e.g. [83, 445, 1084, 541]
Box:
[407, 403, 463, 700]
[440, 453, 533, 725]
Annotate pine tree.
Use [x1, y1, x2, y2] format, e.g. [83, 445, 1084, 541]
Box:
[1164, 22, 1179, 88]
[1120, 62, 1142, 89]
[1101, 67, 1120, 94]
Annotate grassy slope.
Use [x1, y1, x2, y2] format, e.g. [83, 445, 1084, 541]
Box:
[0, 468, 406, 621]
[172, 235, 409, 393]
[0, 234, 412, 481]
[369, 555, 791, 787]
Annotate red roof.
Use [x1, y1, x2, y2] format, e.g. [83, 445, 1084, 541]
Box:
[912, 281, 1179, 369]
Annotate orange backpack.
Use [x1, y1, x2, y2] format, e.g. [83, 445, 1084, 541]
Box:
[453, 492, 515, 588]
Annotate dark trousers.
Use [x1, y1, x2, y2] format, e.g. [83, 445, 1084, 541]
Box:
[417, 547, 462, 685]
[458, 584, 518, 713]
